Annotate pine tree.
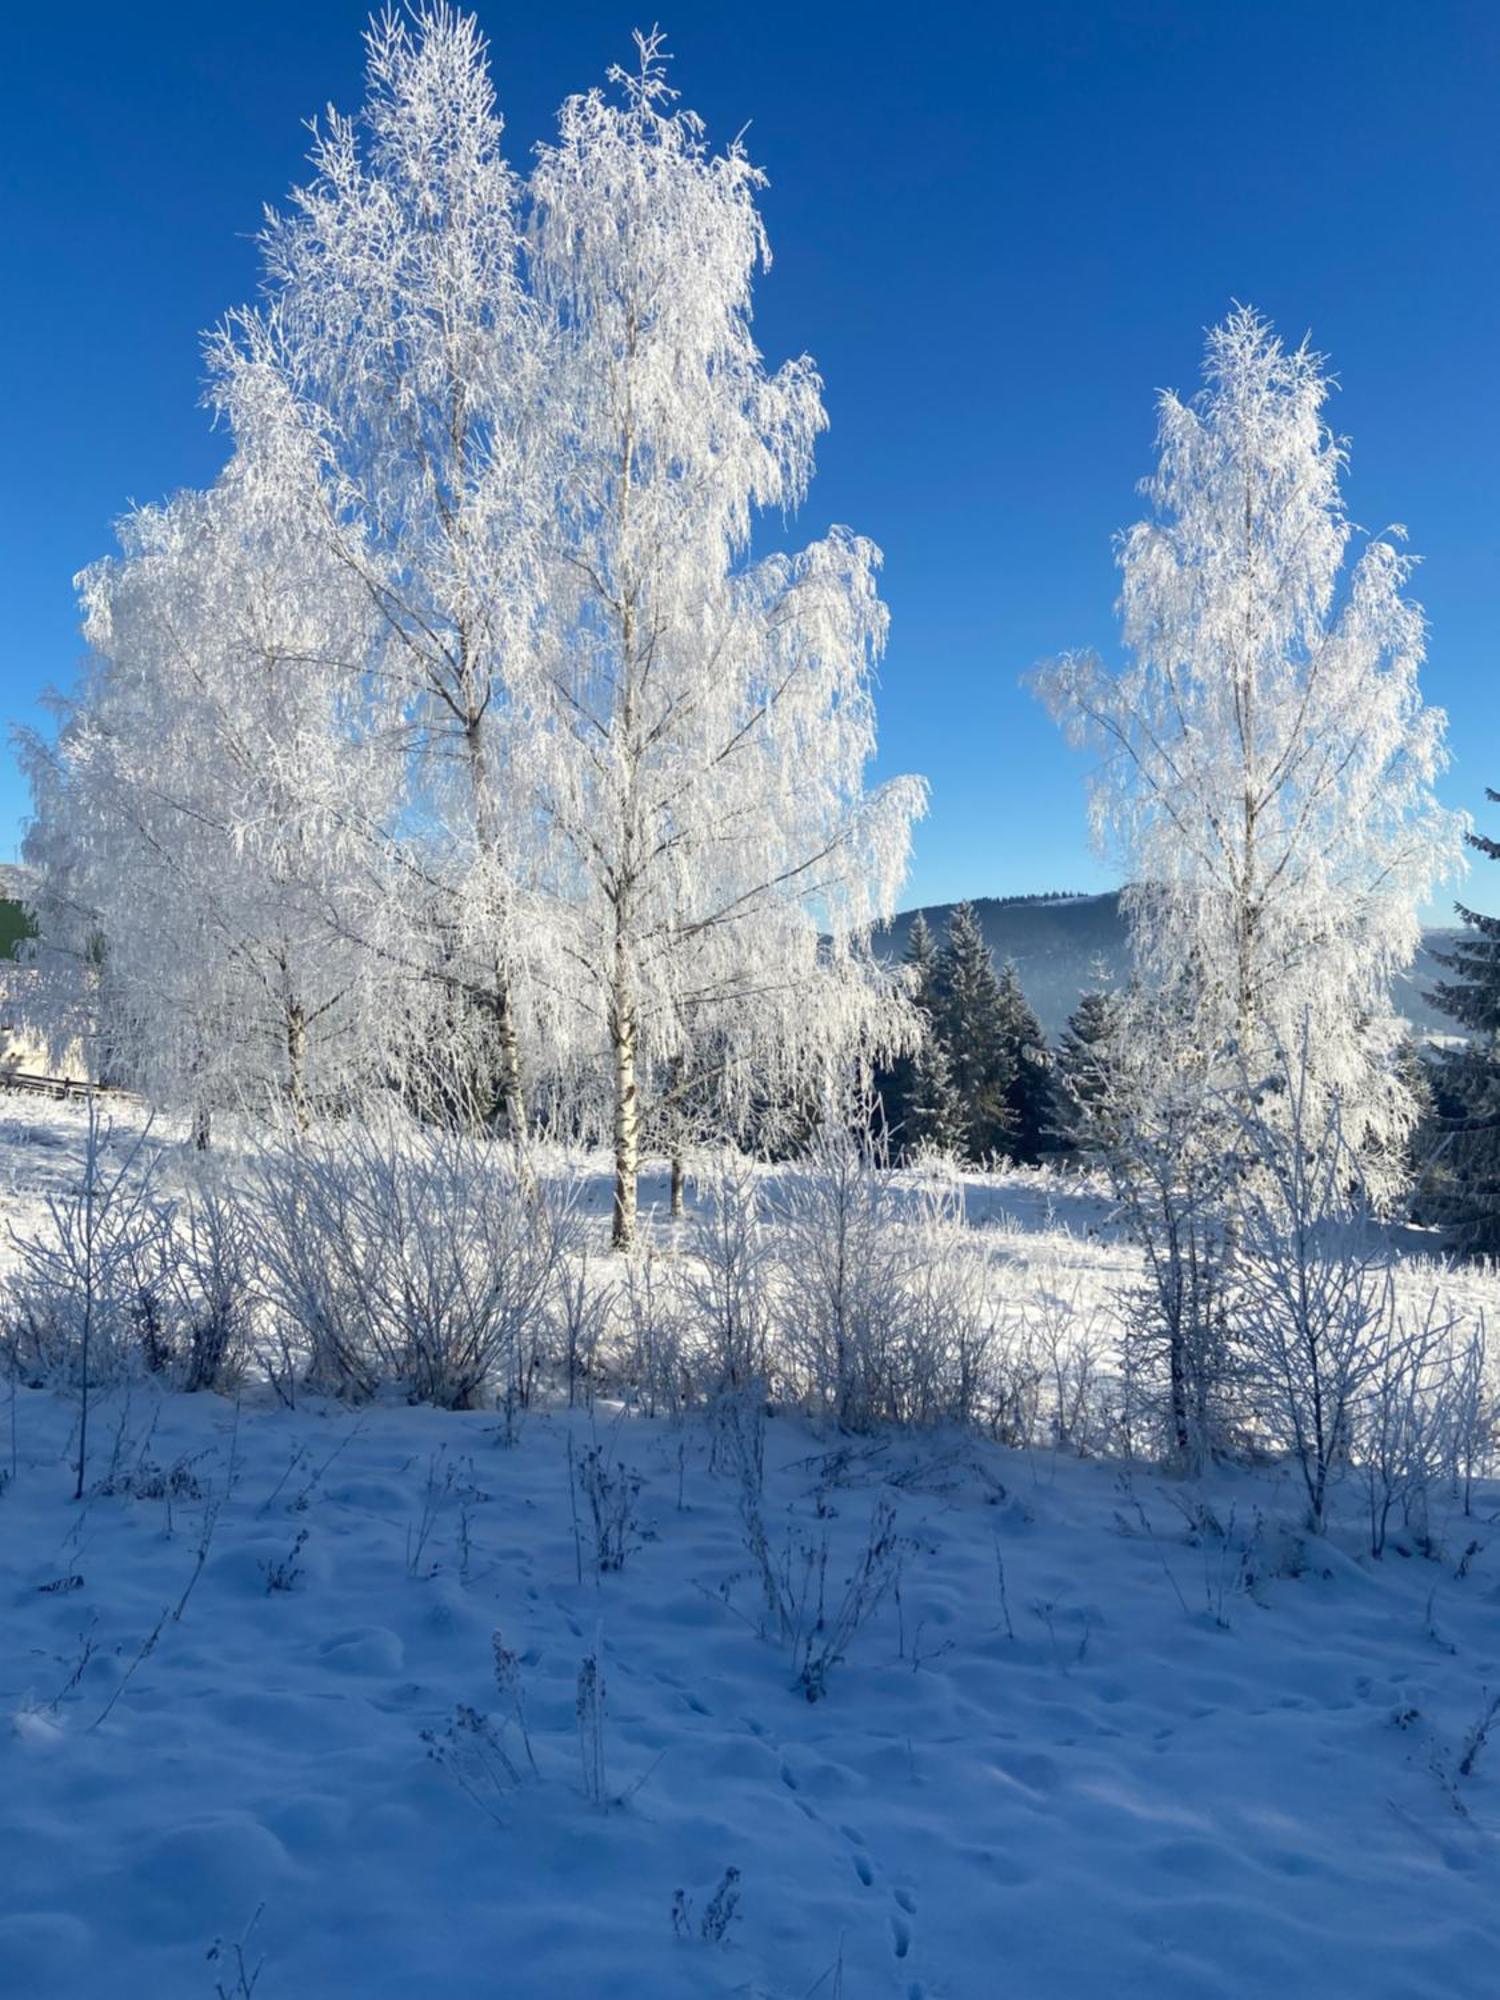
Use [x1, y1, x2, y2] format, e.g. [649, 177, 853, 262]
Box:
[935, 903, 1015, 1163]
[993, 958, 1054, 1164]
[1427, 788, 1500, 1251]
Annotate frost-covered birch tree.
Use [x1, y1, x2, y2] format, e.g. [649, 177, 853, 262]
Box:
[210, 5, 555, 1139]
[18, 441, 406, 1127]
[528, 37, 924, 1247]
[21, 10, 922, 1210]
[1037, 306, 1462, 1171]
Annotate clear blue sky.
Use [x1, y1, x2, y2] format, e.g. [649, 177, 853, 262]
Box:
[3, 1, 1495, 912]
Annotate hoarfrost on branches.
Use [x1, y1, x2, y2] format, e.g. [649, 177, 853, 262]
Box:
[19, 9, 923, 1209]
[1035, 306, 1463, 1172]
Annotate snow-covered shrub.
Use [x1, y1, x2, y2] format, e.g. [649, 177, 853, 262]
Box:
[709, 1378, 768, 1494]
[764, 1127, 1010, 1431]
[696, 1867, 743, 1944]
[1002, 1266, 1122, 1455]
[549, 1242, 616, 1408]
[887, 1184, 1002, 1428]
[1225, 1051, 1495, 1537]
[1230, 1075, 1399, 1532]
[765, 1123, 908, 1428]
[249, 1130, 371, 1395]
[735, 1487, 907, 1702]
[570, 1435, 644, 1574]
[166, 1165, 256, 1392]
[250, 1120, 575, 1407]
[616, 1247, 691, 1418]
[260, 1526, 309, 1593]
[1111, 1055, 1236, 1472]
[5, 1103, 171, 1440]
[683, 1155, 772, 1393]
[422, 1705, 524, 1827]
[1431, 1310, 1492, 1514]
[1354, 1287, 1489, 1557]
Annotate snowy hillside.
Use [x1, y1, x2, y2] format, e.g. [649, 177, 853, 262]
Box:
[2, 1096, 1499, 1999]
[874, 894, 1465, 1040]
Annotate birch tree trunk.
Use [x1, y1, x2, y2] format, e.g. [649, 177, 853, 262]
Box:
[490, 983, 528, 1147]
[667, 1049, 687, 1219]
[287, 1000, 310, 1133]
[463, 714, 530, 1150]
[610, 918, 640, 1251]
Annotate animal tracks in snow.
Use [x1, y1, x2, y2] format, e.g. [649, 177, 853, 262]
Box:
[3, 1325, 1500, 2000]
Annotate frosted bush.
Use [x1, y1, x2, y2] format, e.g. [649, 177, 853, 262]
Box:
[886, 1187, 999, 1428]
[683, 1155, 772, 1394]
[1004, 1267, 1123, 1455]
[167, 1166, 257, 1392]
[6, 1104, 171, 1394]
[764, 1123, 1006, 1431]
[250, 1119, 575, 1407]
[1355, 1288, 1490, 1556]
[767, 1124, 921, 1430]
[617, 1248, 691, 1419]
[548, 1242, 616, 1408]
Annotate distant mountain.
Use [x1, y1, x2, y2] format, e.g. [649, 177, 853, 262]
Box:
[874, 891, 1465, 1041]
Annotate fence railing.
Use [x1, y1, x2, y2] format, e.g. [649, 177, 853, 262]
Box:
[0, 1070, 98, 1103]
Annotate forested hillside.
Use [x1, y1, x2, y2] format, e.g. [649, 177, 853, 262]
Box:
[876, 892, 1463, 1038]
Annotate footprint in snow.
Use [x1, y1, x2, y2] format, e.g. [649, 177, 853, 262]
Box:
[838, 1823, 880, 1889]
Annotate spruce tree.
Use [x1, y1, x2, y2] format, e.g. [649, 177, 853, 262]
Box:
[1427, 788, 1500, 1251]
[994, 958, 1054, 1164]
[906, 1026, 963, 1156]
[903, 911, 942, 1013]
[1055, 987, 1124, 1156]
[874, 911, 944, 1158]
[935, 902, 1015, 1162]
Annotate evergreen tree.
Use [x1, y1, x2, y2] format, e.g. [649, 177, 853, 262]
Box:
[1426, 788, 1500, 1251]
[1055, 987, 1124, 1155]
[1384, 1032, 1438, 1194]
[905, 1025, 963, 1156]
[935, 902, 1015, 1162]
[903, 911, 942, 1013]
[874, 911, 943, 1158]
[1431, 792, 1500, 1038]
[994, 958, 1054, 1164]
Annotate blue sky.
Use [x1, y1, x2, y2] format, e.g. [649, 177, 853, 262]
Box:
[3, 1, 1495, 913]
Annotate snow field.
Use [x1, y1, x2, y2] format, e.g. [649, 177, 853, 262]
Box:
[2, 1091, 1499, 1997]
[4, 1379, 1500, 1999]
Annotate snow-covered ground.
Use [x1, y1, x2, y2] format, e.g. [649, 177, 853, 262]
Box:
[3, 1094, 1500, 1998]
